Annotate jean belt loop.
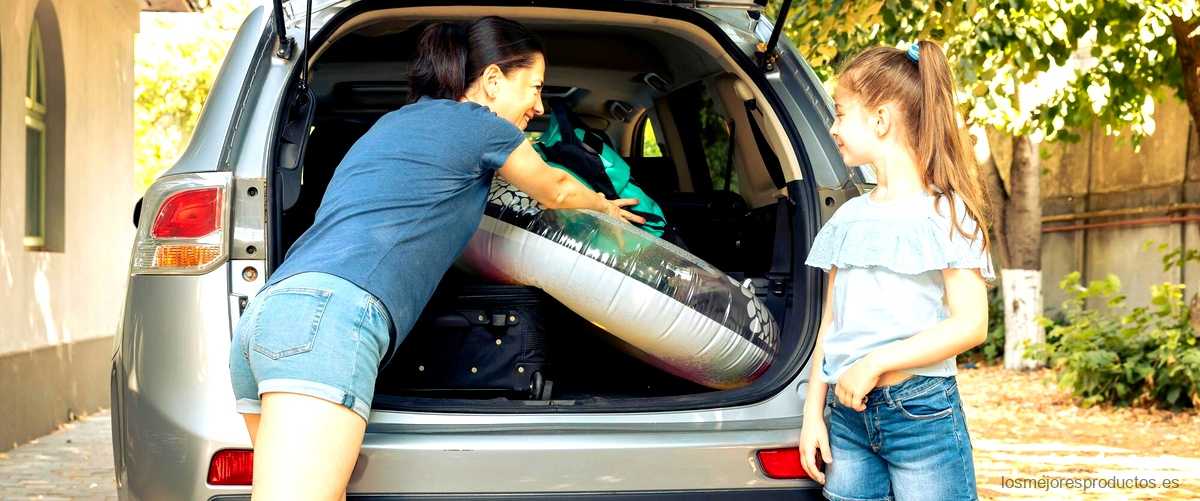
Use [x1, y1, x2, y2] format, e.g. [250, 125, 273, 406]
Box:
[883, 385, 897, 408]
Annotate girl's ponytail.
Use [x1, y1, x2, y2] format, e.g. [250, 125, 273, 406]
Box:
[914, 41, 990, 252]
[408, 22, 470, 104]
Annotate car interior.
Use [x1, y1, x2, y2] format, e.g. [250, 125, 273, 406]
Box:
[272, 12, 808, 410]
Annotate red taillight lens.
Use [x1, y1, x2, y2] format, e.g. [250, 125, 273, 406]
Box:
[151, 187, 222, 239]
[756, 447, 809, 479]
[207, 449, 254, 486]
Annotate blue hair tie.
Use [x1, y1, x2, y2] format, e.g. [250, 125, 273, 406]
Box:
[906, 42, 920, 63]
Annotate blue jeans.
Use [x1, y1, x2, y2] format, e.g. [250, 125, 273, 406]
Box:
[229, 272, 393, 421]
[822, 375, 977, 501]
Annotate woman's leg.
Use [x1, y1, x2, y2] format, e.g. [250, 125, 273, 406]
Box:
[250, 392, 366, 501]
[242, 413, 260, 445]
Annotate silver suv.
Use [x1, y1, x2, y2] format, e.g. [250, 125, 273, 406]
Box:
[111, 0, 863, 499]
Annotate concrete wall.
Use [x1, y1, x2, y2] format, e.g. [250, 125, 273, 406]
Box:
[1037, 95, 1199, 314]
[0, 0, 140, 450]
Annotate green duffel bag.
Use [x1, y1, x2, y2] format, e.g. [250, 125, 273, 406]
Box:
[533, 101, 668, 237]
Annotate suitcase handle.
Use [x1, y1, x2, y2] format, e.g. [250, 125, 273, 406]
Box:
[432, 314, 471, 328]
[433, 311, 520, 329]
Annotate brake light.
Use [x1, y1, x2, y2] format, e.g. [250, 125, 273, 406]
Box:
[132, 172, 231, 275]
[152, 188, 222, 238]
[756, 447, 809, 479]
[207, 449, 253, 485]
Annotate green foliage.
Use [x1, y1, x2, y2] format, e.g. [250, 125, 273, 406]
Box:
[1069, 0, 1196, 142]
[134, 0, 253, 193]
[641, 120, 663, 158]
[767, 0, 1198, 146]
[1028, 267, 1199, 409]
[1144, 239, 1200, 273]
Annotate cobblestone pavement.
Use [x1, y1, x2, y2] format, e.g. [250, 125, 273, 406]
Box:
[0, 411, 117, 501]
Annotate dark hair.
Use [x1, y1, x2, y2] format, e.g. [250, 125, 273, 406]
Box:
[407, 16, 544, 104]
[838, 41, 990, 252]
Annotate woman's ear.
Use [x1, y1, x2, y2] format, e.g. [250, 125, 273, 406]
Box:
[482, 64, 504, 98]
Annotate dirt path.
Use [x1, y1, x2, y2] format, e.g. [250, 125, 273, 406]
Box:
[957, 365, 1200, 500]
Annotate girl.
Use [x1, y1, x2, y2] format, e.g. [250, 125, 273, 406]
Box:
[798, 40, 995, 501]
[229, 16, 644, 500]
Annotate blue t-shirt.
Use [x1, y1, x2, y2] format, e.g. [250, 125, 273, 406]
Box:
[803, 191, 996, 384]
[266, 96, 526, 338]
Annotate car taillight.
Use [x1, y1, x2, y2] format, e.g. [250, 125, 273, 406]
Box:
[207, 449, 253, 485]
[132, 172, 232, 275]
[151, 188, 222, 238]
[756, 447, 810, 479]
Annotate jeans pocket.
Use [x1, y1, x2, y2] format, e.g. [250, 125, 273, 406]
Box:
[251, 287, 333, 360]
[894, 383, 954, 420]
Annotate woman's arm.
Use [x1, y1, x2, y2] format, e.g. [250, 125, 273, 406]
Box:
[498, 141, 645, 224]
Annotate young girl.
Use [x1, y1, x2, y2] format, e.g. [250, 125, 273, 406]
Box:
[798, 41, 995, 501]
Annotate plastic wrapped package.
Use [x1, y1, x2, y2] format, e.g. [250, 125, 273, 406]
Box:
[455, 178, 779, 389]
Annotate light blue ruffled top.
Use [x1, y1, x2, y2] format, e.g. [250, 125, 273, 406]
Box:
[804, 190, 995, 384]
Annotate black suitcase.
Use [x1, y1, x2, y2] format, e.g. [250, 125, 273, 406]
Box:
[382, 284, 553, 400]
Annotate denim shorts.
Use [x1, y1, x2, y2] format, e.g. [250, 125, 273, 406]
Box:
[229, 272, 393, 422]
[822, 375, 977, 501]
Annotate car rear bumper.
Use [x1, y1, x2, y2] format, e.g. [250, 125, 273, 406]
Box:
[211, 487, 823, 500]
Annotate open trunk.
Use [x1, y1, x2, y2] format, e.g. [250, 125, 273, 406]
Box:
[269, 3, 809, 412]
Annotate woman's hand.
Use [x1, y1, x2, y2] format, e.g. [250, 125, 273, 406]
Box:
[799, 412, 832, 484]
[835, 355, 882, 412]
[604, 197, 646, 224]
[499, 142, 643, 225]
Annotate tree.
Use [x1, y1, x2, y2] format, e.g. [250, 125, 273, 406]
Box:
[134, 0, 254, 193]
[768, 0, 1198, 368]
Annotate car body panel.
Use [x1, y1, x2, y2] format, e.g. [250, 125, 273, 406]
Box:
[114, 2, 847, 499]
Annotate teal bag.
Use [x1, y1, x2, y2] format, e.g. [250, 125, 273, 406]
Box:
[533, 103, 668, 237]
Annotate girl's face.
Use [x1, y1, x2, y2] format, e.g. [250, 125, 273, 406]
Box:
[829, 85, 882, 167]
[487, 52, 546, 130]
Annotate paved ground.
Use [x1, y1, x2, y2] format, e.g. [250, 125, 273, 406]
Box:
[0, 411, 117, 501]
[958, 365, 1200, 500]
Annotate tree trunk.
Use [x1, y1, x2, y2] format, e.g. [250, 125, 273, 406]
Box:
[978, 142, 1012, 270]
[1170, 16, 1200, 137]
[1178, 17, 1200, 193]
[1001, 134, 1044, 369]
[1006, 135, 1042, 270]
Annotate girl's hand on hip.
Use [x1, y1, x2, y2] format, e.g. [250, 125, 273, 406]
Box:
[836, 356, 882, 412]
[799, 413, 832, 484]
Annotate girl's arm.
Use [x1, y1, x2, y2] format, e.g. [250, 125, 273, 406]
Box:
[799, 265, 838, 484]
[804, 266, 838, 414]
[498, 140, 645, 224]
[864, 267, 989, 373]
[834, 267, 988, 411]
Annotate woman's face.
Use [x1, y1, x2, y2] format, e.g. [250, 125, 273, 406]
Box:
[486, 52, 546, 130]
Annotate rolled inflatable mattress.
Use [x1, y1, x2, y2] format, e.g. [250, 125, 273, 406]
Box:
[456, 178, 779, 389]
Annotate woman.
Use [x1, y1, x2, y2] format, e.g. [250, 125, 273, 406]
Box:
[228, 16, 643, 500]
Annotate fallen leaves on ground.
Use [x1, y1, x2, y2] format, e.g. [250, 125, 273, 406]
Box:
[958, 364, 1200, 500]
